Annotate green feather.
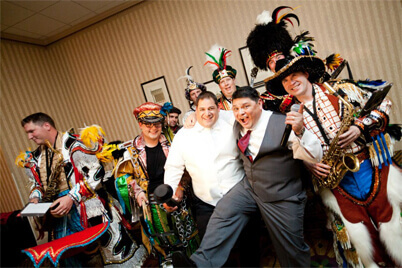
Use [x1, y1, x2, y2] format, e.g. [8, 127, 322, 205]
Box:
[205, 52, 219, 64]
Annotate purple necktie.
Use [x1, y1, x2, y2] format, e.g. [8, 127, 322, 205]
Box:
[238, 130, 253, 163]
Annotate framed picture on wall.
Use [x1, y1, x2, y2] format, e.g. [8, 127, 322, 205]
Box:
[141, 76, 172, 105]
[203, 80, 222, 99]
[239, 46, 272, 90]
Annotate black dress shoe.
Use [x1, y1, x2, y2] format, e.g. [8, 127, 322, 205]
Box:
[171, 251, 197, 267]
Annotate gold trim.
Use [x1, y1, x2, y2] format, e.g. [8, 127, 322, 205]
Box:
[263, 55, 324, 83]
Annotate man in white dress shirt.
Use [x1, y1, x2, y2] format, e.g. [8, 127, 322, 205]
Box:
[164, 91, 244, 239]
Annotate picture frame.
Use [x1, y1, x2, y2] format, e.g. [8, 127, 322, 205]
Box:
[141, 76, 172, 105]
[203, 80, 222, 99]
[239, 46, 272, 92]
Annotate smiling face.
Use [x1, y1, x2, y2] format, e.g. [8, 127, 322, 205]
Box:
[139, 122, 162, 142]
[232, 97, 263, 130]
[23, 121, 53, 145]
[196, 97, 219, 128]
[219, 77, 236, 99]
[281, 71, 312, 100]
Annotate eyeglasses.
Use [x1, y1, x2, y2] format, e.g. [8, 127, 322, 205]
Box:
[143, 122, 162, 128]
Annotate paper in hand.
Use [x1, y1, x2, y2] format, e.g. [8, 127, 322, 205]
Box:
[20, 202, 52, 217]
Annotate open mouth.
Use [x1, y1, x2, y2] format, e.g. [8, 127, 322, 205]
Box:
[239, 115, 249, 126]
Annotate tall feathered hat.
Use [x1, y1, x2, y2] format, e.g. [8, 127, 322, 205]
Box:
[265, 55, 326, 96]
[204, 44, 237, 84]
[178, 66, 206, 101]
[247, 6, 316, 71]
[133, 102, 165, 123]
[248, 6, 343, 113]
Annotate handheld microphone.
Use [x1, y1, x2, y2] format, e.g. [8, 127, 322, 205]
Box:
[280, 104, 301, 147]
[153, 184, 181, 208]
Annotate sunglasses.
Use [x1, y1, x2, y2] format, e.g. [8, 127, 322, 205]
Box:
[143, 122, 162, 128]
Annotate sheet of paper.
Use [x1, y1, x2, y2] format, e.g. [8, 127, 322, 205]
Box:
[20, 202, 53, 217]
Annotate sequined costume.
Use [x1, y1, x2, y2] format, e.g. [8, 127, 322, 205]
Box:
[113, 133, 199, 265]
[16, 127, 147, 267]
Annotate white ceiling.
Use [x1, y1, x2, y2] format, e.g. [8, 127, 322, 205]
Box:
[1, 0, 143, 46]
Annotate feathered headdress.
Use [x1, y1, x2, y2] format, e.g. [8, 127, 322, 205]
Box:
[291, 31, 316, 57]
[160, 102, 173, 116]
[324, 53, 343, 72]
[178, 66, 206, 100]
[247, 6, 301, 71]
[79, 125, 106, 149]
[204, 44, 237, 84]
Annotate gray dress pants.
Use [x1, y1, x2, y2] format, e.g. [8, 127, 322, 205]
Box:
[191, 178, 310, 267]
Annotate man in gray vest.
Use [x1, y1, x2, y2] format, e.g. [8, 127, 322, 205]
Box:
[183, 86, 323, 267]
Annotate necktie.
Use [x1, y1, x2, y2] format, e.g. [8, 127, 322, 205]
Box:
[238, 130, 253, 163]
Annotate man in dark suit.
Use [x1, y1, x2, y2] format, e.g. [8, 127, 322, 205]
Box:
[186, 86, 322, 267]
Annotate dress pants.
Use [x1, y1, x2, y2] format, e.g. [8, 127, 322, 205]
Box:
[191, 178, 310, 267]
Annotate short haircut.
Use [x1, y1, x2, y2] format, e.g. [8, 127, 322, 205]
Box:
[232, 86, 260, 103]
[195, 91, 218, 107]
[21, 112, 56, 128]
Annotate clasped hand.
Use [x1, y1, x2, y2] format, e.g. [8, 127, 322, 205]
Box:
[285, 103, 305, 135]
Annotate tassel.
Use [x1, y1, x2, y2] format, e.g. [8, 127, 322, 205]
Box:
[377, 135, 388, 166]
[344, 249, 360, 265]
[80, 202, 88, 228]
[369, 142, 379, 167]
[332, 220, 350, 248]
[371, 136, 383, 168]
[381, 133, 393, 165]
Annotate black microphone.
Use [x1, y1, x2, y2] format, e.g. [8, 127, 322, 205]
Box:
[280, 104, 301, 147]
[153, 184, 181, 208]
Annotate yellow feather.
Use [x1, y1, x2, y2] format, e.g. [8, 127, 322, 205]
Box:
[79, 125, 106, 148]
[276, 6, 300, 23]
[15, 151, 26, 168]
[15, 150, 32, 168]
[96, 143, 118, 162]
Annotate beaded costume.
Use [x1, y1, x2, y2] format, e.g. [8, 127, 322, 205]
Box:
[16, 126, 147, 267]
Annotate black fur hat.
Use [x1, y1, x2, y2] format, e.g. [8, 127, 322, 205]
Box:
[247, 6, 299, 71]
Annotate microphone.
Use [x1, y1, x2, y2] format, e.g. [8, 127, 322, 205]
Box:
[280, 104, 301, 147]
[153, 184, 181, 208]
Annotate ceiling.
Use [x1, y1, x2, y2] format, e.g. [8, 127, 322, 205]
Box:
[1, 0, 143, 46]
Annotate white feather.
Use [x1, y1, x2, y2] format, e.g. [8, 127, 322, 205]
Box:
[256, 10, 272, 25]
[205, 44, 223, 71]
[178, 66, 194, 83]
[177, 74, 193, 82]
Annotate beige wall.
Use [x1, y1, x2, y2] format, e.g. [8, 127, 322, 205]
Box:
[1, 0, 401, 212]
